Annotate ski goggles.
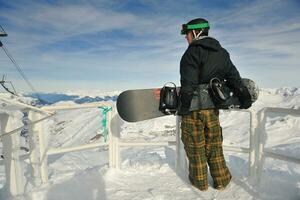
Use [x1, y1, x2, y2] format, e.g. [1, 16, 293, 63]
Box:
[181, 22, 210, 35]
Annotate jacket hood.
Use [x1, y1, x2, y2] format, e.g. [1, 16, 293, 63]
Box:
[189, 36, 221, 51]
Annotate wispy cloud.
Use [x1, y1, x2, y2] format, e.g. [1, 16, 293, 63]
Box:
[0, 0, 299, 92]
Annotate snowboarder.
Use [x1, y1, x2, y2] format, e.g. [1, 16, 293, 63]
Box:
[178, 18, 252, 191]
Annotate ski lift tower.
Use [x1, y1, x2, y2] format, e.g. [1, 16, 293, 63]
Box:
[0, 25, 25, 197]
[0, 25, 8, 37]
[0, 25, 7, 48]
[0, 25, 16, 95]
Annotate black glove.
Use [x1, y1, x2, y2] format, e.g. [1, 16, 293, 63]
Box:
[177, 90, 193, 116]
[235, 86, 252, 109]
[240, 97, 252, 109]
[177, 105, 191, 116]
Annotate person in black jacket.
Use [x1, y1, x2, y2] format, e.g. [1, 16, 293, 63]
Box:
[178, 18, 251, 191]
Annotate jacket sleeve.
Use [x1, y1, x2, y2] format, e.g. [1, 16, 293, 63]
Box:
[179, 46, 202, 108]
[223, 50, 242, 89]
[225, 59, 242, 89]
[224, 52, 252, 109]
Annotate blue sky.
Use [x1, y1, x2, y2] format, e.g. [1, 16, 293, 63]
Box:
[0, 0, 300, 92]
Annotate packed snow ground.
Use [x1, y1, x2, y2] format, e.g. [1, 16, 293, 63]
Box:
[0, 87, 300, 200]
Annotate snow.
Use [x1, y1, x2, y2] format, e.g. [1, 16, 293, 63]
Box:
[1, 87, 300, 199]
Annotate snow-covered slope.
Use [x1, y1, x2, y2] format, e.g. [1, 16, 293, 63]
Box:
[0, 87, 300, 200]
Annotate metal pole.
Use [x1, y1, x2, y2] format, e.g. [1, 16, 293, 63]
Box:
[42, 102, 112, 111]
[175, 116, 180, 172]
[175, 116, 188, 175]
[0, 113, 24, 196]
[256, 108, 266, 183]
[28, 111, 42, 186]
[108, 109, 114, 168]
[0, 96, 54, 116]
[112, 111, 121, 169]
[107, 107, 123, 169]
[47, 143, 108, 155]
[249, 109, 257, 179]
[118, 141, 176, 147]
[37, 113, 49, 183]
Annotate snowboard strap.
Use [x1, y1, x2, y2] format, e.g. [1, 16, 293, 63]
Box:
[99, 106, 112, 142]
[208, 78, 230, 104]
[159, 82, 179, 115]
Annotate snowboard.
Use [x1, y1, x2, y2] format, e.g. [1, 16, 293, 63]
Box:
[117, 78, 259, 122]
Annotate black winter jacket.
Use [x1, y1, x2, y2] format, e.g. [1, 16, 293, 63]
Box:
[179, 37, 245, 110]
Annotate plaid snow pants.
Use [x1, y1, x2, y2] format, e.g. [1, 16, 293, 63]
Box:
[181, 109, 231, 190]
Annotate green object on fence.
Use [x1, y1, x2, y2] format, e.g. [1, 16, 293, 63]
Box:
[99, 106, 112, 142]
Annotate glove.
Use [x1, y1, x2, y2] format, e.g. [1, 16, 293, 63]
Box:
[177, 106, 191, 116]
[177, 89, 193, 116]
[240, 98, 252, 109]
[235, 86, 252, 109]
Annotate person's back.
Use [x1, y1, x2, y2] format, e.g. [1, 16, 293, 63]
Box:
[181, 36, 242, 86]
[178, 18, 252, 191]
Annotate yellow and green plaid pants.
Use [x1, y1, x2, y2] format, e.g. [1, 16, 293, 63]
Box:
[181, 109, 231, 190]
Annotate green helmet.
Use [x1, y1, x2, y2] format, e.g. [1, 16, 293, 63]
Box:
[181, 18, 210, 35]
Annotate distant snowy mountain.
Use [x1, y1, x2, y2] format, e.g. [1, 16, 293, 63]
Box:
[21, 86, 300, 108]
[24, 91, 120, 106]
[2, 86, 300, 112]
[256, 87, 300, 109]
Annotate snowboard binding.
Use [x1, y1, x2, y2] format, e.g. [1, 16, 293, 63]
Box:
[159, 82, 179, 115]
[208, 77, 230, 104]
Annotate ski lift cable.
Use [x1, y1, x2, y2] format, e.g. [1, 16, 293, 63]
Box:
[0, 26, 50, 104]
[1, 45, 36, 92]
[0, 26, 36, 96]
[0, 43, 42, 98]
[0, 42, 53, 105]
